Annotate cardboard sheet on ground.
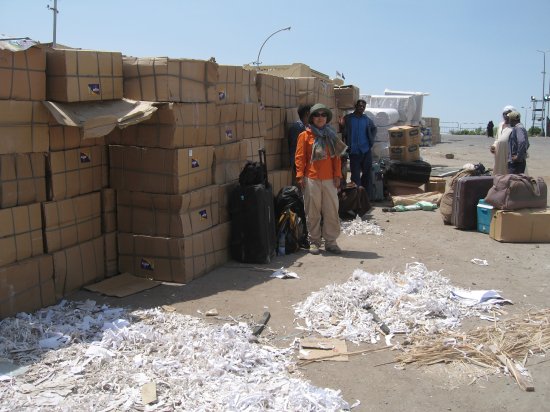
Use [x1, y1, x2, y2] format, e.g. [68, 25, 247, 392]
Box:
[299, 337, 348, 362]
[84, 273, 161, 297]
[43, 98, 159, 138]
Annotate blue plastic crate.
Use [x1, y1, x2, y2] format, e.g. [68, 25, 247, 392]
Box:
[477, 199, 493, 234]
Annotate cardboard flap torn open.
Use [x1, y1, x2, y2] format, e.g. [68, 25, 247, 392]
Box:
[43, 98, 160, 138]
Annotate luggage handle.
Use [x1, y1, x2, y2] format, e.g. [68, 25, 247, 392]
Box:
[515, 174, 541, 197]
[259, 148, 269, 186]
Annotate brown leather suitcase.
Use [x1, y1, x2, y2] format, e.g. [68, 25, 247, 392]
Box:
[451, 176, 494, 230]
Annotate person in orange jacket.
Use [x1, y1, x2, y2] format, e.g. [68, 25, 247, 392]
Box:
[295, 103, 347, 255]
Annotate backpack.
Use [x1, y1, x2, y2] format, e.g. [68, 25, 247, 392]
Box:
[276, 209, 304, 255]
[275, 186, 309, 248]
[239, 160, 266, 186]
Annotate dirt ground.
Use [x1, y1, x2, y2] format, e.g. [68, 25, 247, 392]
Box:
[72, 134, 550, 411]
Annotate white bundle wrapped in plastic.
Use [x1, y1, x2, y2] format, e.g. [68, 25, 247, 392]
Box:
[365, 95, 417, 123]
[384, 89, 429, 126]
[364, 108, 400, 127]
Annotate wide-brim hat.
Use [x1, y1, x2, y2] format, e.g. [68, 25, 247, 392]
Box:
[309, 103, 332, 124]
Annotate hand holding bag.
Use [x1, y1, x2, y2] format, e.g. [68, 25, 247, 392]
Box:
[484, 174, 547, 210]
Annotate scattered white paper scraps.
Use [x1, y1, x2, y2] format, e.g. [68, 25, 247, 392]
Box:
[294, 262, 510, 344]
[341, 216, 383, 237]
[450, 289, 512, 307]
[0, 300, 349, 411]
[470, 258, 489, 266]
[271, 267, 300, 279]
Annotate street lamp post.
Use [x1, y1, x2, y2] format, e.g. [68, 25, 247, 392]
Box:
[253, 26, 291, 67]
[521, 106, 528, 126]
[536, 50, 548, 136]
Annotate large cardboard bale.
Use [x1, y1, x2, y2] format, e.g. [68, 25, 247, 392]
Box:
[46, 48, 123, 102]
[123, 57, 218, 103]
[0, 203, 43, 267]
[47, 145, 108, 200]
[0, 153, 47, 208]
[490, 208, 550, 243]
[52, 236, 104, 299]
[264, 139, 283, 171]
[293, 77, 336, 108]
[107, 103, 219, 148]
[243, 103, 266, 139]
[211, 222, 231, 267]
[118, 232, 211, 283]
[0, 255, 56, 319]
[213, 141, 247, 185]
[42, 192, 102, 253]
[219, 104, 244, 145]
[256, 73, 285, 108]
[242, 137, 265, 162]
[0, 45, 46, 101]
[49, 120, 104, 151]
[117, 185, 219, 237]
[0, 101, 49, 154]
[334, 85, 360, 109]
[242, 69, 258, 103]
[103, 232, 118, 277]
[284, 78, 299, 109]
[101, 188, 117, 233]
[109, 145, 214, 194]
[217, 181, 239, 224]
[216, 65, 244, 104]
[264, 108, 285, 140]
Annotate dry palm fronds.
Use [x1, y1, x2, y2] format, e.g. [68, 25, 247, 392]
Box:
[395, 309, 550, 378]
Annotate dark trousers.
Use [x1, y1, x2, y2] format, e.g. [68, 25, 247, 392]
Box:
[508, 160, 526, 174]
[349, 151, 373, 198]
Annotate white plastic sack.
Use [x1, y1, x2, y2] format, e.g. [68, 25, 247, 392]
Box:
[366, 95, 417, 123]
[364, 108, 399, 127]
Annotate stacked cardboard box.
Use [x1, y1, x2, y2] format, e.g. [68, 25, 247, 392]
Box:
[388, 126, 421, 162]
[334, 85, 360, 109]
[101, 188, 118, 277]
[0, 43, 56, 318]
[422, 117, 441, 144]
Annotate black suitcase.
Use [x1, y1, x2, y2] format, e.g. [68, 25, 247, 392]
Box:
[229, 149, 276, 263]
[451, 175, 494, 230]
[383, 160, 432, 184]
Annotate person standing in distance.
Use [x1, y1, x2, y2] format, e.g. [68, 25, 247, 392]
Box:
[490, 105, 516, 175]
[288, 104, 312, 172]
[341, 99, 377, 199]
[295, 104, 347, 255]
[507, 111, 529, 174]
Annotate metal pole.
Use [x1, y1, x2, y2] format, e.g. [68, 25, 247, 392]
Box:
[47, 0, 58, 47]
[537, 50, 546, 136]
[254, 26, 291, 67]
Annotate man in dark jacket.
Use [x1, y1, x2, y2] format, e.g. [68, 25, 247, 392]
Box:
[507, 111, 529, 174]
[340, 99, 377, 199]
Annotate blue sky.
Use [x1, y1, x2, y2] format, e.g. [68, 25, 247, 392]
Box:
[2, 0, 550, 129]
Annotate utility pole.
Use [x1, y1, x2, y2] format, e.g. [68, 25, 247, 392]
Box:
[47, 0, 59, 48]
[536, 50, 547, 136]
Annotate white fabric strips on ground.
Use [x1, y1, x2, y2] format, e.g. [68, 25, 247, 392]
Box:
[0, 300, 349, 411]
[294, 262, 500, 344]
[341, 216, 383, 237]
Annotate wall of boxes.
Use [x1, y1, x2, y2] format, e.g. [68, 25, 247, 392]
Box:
[0, 43, 345, 318]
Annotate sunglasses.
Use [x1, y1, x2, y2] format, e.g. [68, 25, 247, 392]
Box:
[312, 112, 328, 118]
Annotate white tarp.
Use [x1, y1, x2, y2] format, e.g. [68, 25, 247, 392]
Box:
[364, 94, 417, 123]
[364, 108, 399, 127]
[43, 98, 159, 138]
[384, 89, 429, 125]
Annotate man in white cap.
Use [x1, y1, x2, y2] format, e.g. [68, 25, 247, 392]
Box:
[490, 105, 516, 175]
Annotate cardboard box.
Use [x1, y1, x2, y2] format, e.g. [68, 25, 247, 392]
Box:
[292, 77, 336, 108]
[256, 73, 285, 108]
[47, 145, 108, 200]
[123, 56, 218, 103]
[243, 103, 266, 139]
[52, 236, 105, 298]
[242, 137, 265, 162]
[213, 141, 247, 184]
[0, 203, 43, 266]
[104, 232, 118, 277]
[0, 255, 56, 319]
[264, 139, 283, 171]
[334, 85, 360, 109]
[107, 103, 220, 148]
[490, 208, 550, 243]
[0, 153, 47, 208]
[109, 145, 214, 194]
[218, 181, 239, 224]
[216, 65, 244, 104]
[46, 48, 123, 102]
[425, 177, 446, 193]
[219, 104, 244, 144]
[388, 126, 421, 146]
[101, 188, 117, 233]
[0, 45, 46, 101]
[117, 185, 220, 237]
[389, 144, 420, 162]
[0, 100, 49, 154]
[264, 108, 285, 140]
[242, 69, 258, 104]
[49, 121, 104, 151]
[42, 192, 102, 253]
[118, 233, 199, 283]
[284, 78, 299, 109]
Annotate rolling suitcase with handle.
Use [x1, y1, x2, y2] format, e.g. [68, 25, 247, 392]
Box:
[451, 175, 494, 230]
[229, 149, 276, 263]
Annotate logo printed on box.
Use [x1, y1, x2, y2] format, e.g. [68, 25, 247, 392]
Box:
[199, 209, 208, 220]
[140, 258, 154, 270]
[191, 159, 199, 168]
[225, 128, 233, 139]
[80, 152, 91, 163]
[88, 84, 100, 95]
[218, 90, 226, 100]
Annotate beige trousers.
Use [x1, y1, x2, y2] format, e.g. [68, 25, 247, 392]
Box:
[303, 177, 340, 247]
